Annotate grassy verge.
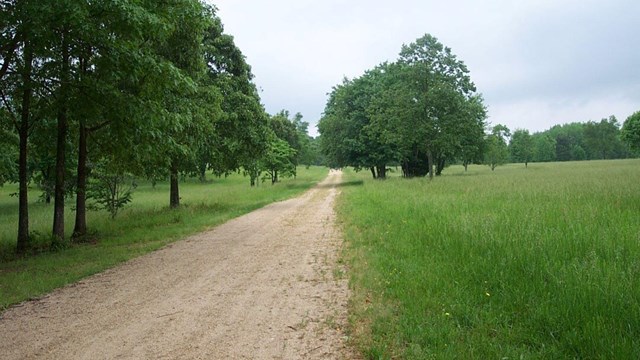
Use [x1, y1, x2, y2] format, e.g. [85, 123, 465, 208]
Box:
[339, 160, 640, 359]
[0, 167, 328, 309]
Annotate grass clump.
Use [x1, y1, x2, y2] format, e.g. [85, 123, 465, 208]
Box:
[340, 160, 640, 359]
[0, 167, 328, 309]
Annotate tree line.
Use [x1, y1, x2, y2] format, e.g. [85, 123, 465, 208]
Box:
[508, 113, 640, 165]
[0, 1, 317, 255]
[317, 34, 640, 177]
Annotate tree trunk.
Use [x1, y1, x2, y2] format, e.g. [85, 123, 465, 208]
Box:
[463, 161, 469, 172]
[72, 122, 88, 241]
[16, 40, 33, 255]
[376, 165, 386, 179]
[53, 32, 70, 242]
[198, 163, 206, 183]
[525, 161, 528, 168]
[170, 160, 180, 209]
[427, 150, 434, 180]
[436, 157, 446, 176]
[370, 167, 377, 179]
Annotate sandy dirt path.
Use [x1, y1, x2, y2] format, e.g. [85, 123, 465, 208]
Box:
[0, 170, 355, 359]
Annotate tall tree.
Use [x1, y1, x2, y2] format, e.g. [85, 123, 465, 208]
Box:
[583, 116, 623, 160]
[510, 129, 534, 167]
[485, 124, 510, 171]
[532, 133, 556, 162]
[0, 0, 53, 252]
[621, 111, 640, 153]
[396, 34, 483, 178]
[70, 1, 178, 240]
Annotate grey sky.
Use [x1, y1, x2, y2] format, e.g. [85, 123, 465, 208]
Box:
[212, 0, 639, 136]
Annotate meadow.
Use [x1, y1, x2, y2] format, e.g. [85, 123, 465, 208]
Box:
[0, 167, 328, 309]
[339, 159, 640, 359]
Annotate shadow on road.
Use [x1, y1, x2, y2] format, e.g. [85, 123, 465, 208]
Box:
[316, 180, 364, 189]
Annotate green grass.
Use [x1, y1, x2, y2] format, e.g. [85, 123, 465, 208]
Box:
[0, 167, 328, 309]
[339, 160, 640, 359]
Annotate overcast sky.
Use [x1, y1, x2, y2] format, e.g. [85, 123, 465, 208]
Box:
[211, 0, 639, 136]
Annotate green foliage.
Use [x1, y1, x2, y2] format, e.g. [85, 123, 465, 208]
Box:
[0, 125, 18, 185]
[87, 169, 136, 219]
[261, 137, 297, 184]
[532, 133, 556, 162]
[509, 129, 533, 166]
[583, 116, 625, 159]
[340, 160, 640, 359]
[621, 111, 640, 152]
[319, 34, 486, 179]
[527, 117, 629, 163]
[484, 124, 510, 170]
[0, 0, 272, 251]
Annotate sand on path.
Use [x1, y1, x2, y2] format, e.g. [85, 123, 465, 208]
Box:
[0, 169, 355, 359]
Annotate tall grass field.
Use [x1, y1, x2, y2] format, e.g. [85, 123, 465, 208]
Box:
[0, 167, 328, 309]
[339, 159, 640, 359]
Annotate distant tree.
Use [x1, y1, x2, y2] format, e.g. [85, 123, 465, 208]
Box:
[554, 133, 573, 161]
[270, 110, 301, 160]
[509, 129, 534, 167]
[456, 96, 487, 172]
[319, 71, 397, 179]
[570, 145, 587, 160]
[621, 111, 640, 153]
[583, 116, 624, 159]
[545, 123, 585, 161]
[320, 35, 486, 180]
[532, 134, 556, 162]
[262, 136, 297, 184]
[485, 124, 510, 171]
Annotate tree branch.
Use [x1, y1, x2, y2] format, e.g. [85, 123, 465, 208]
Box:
[88, 119, 112, 133]
[0, 88, 19, 130]
[0, 32, 20, 80]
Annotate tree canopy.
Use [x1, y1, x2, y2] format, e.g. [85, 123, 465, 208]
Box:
[0, 0, 271, 253]
[622, 111, 640, 153]
[319, 34, 487, 179]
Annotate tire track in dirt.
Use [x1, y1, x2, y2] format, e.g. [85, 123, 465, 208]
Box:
[0, 170, 355, 359]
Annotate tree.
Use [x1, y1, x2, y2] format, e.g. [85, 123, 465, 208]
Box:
[261, 136, 297, 184]
[0, 118, 18, 185]
[69, 0, 183, 240]
[397, 34, 482, 179]
[0, 0, 55, 252]
[532, 133, 556, 162]
[583, 116, 624, 160]
[621, 111, 640, 153]
[510, 129, 534, 167]
[199, 15, 268, 182]
[319, 35, 486, 180]
[319, 71, 396, 179]
[87, 159, 136, 219]
[485, 124, 510, 171]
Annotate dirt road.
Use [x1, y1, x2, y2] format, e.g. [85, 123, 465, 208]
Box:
[0, 170, 355, 359]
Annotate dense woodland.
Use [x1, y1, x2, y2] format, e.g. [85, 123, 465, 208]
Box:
[318, 35, 640, 177]
[0, 1, 317, 254]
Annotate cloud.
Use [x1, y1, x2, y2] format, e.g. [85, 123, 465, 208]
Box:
[212, 0, 640, 136]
